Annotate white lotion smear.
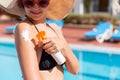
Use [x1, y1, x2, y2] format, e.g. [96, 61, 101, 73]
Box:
[21, 30, 31, 43]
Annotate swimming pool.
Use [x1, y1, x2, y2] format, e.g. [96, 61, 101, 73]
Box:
[0, 41, 120, 80]
[0, 42, 22, 80]
[71, 44, 120, 80]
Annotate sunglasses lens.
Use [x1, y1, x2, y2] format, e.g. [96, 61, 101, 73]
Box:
[39, 0, 49, 8]
[22, 0, 49, 8]
[23, 1, 34, 8]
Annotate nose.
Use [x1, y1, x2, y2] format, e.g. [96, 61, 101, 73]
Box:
[33, 4, 39, 8]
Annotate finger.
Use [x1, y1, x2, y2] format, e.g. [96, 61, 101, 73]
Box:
[43, 41, 55, 49]
[43, 42, 54, 50]
[31, 39, 36, 46]
[38, 38, 51, 48]
[45, 45, 58, 54]
[38, 42, 44, 47]
[42, 39, 51, 44]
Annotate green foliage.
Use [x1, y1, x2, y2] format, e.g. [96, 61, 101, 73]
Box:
[84, 0, 92, 13]
[64, 13, 81, 24]
[64, 13, 118, 25]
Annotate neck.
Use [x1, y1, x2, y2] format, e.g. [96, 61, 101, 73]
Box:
[25, 15, 47, 32]
[25, 15, 46, 25]
[33, 19, 46, 24]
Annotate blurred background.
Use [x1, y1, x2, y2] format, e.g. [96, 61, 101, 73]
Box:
[1, 0, 120, 80]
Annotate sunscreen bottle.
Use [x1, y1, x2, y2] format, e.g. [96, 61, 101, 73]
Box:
[36, 31, 66, 65]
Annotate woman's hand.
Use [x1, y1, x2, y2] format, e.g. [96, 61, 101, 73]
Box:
[38, 37, 64, 54]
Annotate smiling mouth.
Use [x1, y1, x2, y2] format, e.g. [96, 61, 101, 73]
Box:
[31, 11, 41, 14]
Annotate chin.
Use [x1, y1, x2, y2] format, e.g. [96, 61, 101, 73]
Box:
[33, 14, 44, 19]
[32, 17, 45, 23]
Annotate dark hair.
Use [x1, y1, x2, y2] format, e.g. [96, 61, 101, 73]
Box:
[18, 0, 24, 8]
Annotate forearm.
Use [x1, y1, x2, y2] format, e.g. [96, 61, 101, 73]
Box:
[53, 27, 80, 74]
[62, 43, 79, 74]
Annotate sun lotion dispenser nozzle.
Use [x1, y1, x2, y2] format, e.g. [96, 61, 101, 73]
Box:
[36, 31, 66, 65]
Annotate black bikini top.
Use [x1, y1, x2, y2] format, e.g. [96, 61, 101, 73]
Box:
[39, 49, 57, 70]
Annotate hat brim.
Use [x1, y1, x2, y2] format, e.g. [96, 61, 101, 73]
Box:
[47, 0, 74, 20]
[0, 0, 74, 20]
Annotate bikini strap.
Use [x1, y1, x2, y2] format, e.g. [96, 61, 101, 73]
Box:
[47, 24, 61, 38]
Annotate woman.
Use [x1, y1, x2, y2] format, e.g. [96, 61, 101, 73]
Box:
[0, 0, 79, 80]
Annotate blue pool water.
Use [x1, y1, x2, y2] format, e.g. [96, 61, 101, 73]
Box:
[0, 42, 79, 80]
[0, 42, 120, 80]
[0, 42, 22, 80]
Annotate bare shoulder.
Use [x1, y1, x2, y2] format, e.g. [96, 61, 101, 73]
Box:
[15, 22, 30, 32]
[48, 23, 66, 42]
[48, 23, 62, 34]
[14, 21, 33, 45]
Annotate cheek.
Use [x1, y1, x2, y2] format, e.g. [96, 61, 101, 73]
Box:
[42, 8, 47, 14]
[24, 8, 31, 15]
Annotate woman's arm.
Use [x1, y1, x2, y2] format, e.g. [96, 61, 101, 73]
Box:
[62, 43, 79, 74]
[15, 23, 42, 80]
[60, 35, 79, 74]
[50, 24, 79, 74]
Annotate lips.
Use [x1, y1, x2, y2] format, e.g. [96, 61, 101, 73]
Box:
[31, 11, 41, 15]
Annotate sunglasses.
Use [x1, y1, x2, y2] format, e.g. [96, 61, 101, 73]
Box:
[22, 0, 50, 8]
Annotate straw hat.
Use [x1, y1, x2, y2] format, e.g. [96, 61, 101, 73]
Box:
[0, 0, 74, 20]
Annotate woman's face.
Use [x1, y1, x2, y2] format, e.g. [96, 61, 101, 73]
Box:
[22, 0, 50, 21]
